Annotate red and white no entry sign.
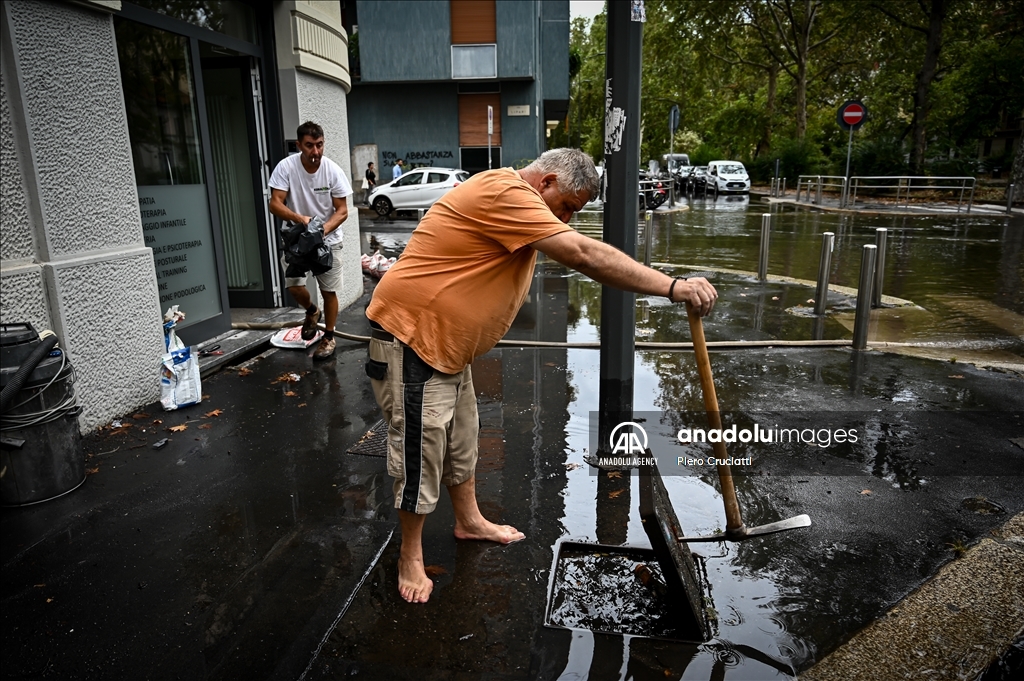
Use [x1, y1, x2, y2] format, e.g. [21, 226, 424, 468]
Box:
[837, 100, 868, 131]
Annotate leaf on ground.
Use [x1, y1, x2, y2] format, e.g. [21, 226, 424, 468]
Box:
[948, 374, 964, 379]
[297, 403, 307, 408]
[202, 395, 210, 400]
[424, 565, 448, 577]
[168, 424, 188, 433]
[199, 424, 212, 430]
[132, 413, 150, 419]
[86, 466, 100, 475]
[608, 489, 624, 499]
[204, 409, 223, 418]
[152, 419, 163, 425]
[544, 362, 556, 367]
[284, 390, 297, 397]
[860, 489, 872, 495]
[607, 471, 623, 479]
[237, 367, 252, 376]
[273, 372, 302, 384]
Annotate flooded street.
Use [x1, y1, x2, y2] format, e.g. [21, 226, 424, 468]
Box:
[316, 200, 1024, 679]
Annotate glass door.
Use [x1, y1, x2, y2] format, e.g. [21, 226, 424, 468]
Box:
[200, 48, 276, 308]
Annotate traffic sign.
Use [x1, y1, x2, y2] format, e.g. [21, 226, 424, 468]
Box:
[669, 104, 680, 134]
[837, 100, 867, 131]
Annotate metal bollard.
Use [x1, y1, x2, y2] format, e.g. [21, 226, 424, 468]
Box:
[1009, 184, 1016, 214]
[782, 178, 786, 197]
[815, 176, 823, 204]
[814, 232, 835, 316]
[872, 228, 887, 308]
[853, 244, 877, 350]
[643, 210, 654, 267]
[757, 213, 771, 281]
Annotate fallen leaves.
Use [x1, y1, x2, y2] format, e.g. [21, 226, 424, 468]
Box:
[204, 409, 223, 418]
[237, 367, 252, 376]
[607, 471, 623, 479]
[860, 489, 872, 495]
[273, 372, 302, 384]
[948, 374, 964, 379]
[168, 424, 188, 433]
[152, 419, 163, 425]
[86, 466, 100, 475]
[608, 489, 624, 499]
[297, 403, 307, 408]
[132, 413, 150, 420]
[199, 424, 212, 430]
[284, 391, 297, 397]
[424, 565, 448, 577]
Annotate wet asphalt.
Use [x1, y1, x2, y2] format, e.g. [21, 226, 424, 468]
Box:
[2, 205, 1022, 680]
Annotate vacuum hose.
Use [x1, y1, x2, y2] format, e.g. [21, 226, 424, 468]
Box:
[0, 333, 59, 414]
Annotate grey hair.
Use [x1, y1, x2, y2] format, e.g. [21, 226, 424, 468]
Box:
[527, 148, 601, 200]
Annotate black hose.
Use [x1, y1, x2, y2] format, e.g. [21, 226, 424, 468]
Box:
[0, 334, 58, 414]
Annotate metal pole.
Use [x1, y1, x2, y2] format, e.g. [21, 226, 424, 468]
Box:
[814, 232, 835, 316]
[598, 0, 643, 456]
[757, 213, 771, 281]
[1009, 184, 1016, 214]
[669, 112, 675, 208]
[643, 210, 653, 266]
[782, 177, 786, 196]
[815, 176, 822, 204]
[872, 228, 887, 308]
[853, 244, 877, 350]
[967, 180, 975, 214]
[844, 124, 854, 185]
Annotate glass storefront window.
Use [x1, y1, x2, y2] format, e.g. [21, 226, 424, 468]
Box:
[131, 0, 257, 44]
[116, 18, 223, 328]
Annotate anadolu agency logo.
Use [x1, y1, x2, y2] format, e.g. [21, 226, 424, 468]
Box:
[597, 422, 657, 467]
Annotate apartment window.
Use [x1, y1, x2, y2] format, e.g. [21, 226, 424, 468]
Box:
[451, 0, 495, 79]
[452, 44, 496, 79]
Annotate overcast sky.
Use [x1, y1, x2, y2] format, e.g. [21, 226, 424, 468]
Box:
[570, 0, 605, 23]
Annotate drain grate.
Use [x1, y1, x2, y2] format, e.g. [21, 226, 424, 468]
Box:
[346, 419, 388, 457]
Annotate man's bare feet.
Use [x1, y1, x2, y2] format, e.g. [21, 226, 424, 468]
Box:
[398, 555, 433, 603]
[454, 517, 526, 544]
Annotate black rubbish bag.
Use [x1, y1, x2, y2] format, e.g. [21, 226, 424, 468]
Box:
[281, 216, 333, 276]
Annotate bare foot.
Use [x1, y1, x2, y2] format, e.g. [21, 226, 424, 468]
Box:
[398, 556, 433, 603]
[454, 518, 526, 544]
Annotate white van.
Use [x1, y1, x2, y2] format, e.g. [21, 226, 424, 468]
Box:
[707, 160, 750, 193]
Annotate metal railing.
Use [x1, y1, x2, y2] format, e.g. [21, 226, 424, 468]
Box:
[845, 176, 976, 213]
[795, 175, 848, 205]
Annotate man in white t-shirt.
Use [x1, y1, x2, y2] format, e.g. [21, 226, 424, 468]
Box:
[269, 121, 352, 360]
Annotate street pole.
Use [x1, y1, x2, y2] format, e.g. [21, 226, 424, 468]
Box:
[598, 0, 644, 457]
[843, 125, 854, 206]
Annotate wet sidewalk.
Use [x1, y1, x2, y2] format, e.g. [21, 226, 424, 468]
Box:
[3, 205, 1023, 679]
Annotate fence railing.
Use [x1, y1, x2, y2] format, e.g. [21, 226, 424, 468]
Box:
[793, 175, 977, 213]
[845, 176, 976, 213]
[795, 175, 847, 205]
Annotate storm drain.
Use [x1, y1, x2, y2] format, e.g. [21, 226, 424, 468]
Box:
[346, 419, 388, 457]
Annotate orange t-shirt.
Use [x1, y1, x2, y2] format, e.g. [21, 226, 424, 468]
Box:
[366, 167, 572, 373]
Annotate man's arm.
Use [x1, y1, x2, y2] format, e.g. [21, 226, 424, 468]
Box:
[269, 188, 309, 225]
[532, 230, 718, 316]
[323, 196, 349, 235]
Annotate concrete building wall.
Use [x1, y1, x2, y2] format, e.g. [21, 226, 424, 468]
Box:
[348, 83, 460, 179]
[1, 0, 164, 432]
[496, 0, 535, 78]
[500, 81, 542, 167]
[540, 1, 569, 102]
[357, 1, 451, 83]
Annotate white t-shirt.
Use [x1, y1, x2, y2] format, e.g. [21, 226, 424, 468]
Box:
[269, 153, 352, 246]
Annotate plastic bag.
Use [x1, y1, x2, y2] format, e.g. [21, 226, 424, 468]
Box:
[360, 250, 396, 280]
[160, 306, 202, 411]
[270, 326, 323, 349]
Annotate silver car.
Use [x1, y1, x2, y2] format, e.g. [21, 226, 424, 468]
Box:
[369, 167, 470, 216]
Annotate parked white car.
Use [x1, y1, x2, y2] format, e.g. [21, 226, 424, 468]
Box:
[707, 160, 750, 193]
[369, 167, 470, 215]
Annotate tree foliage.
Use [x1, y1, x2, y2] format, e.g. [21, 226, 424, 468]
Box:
[567, 0, 1024, 181]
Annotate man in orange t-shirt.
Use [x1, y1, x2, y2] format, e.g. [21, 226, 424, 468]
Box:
[365, 148, 718, 603]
